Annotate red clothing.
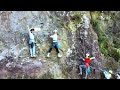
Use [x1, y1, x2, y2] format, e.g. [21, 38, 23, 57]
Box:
[85, 63, 89, 68]
[84, 57, 90, 63]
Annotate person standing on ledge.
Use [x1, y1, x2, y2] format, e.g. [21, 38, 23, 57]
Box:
[27, 26, 36, 58]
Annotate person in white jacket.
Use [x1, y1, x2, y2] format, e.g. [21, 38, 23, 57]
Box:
[102, 70, 113, 79]
[27, 26, 36, 58]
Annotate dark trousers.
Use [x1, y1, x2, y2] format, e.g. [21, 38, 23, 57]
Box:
[48, 42, 59, 53]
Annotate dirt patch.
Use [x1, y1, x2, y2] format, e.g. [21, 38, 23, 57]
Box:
[0, 56, 46, 79]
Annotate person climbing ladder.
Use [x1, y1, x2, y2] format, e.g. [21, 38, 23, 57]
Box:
[78, 53, 95, 79]
[27, 26, 36, 58]
[47, 30, 62, 58]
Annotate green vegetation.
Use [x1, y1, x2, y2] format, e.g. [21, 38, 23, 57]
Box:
[91, 11, 120, 62]
[111, 48, 120, 62]
[91, 18, 108, 56]
[70, 11, 81, 24]
[61, 11, 82, 32]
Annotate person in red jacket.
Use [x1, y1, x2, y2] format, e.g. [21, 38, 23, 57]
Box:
[84, 53, 90, 63]
[79, 53, 95, 79]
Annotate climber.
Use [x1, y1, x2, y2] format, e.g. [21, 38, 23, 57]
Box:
[78, 53, 95, 79]
[27, 26, 36, 58]
[47, 30, 62, 58]
[101, 70, 113, 79]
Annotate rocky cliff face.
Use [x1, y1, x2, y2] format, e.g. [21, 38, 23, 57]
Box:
[0, 11, 119, 79]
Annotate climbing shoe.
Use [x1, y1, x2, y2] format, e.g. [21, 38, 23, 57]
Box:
[58, 53, 62, 57]
[84, 77, 87, 79]
[30, 55, 33, 58]
[33, 55, 37, 58]
[47, 53, 50, 57]
[78, 71, 82, 75]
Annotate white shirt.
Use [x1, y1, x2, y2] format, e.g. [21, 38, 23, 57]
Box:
[29, 31, 35, 42]
[50, 34, 58, 42]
